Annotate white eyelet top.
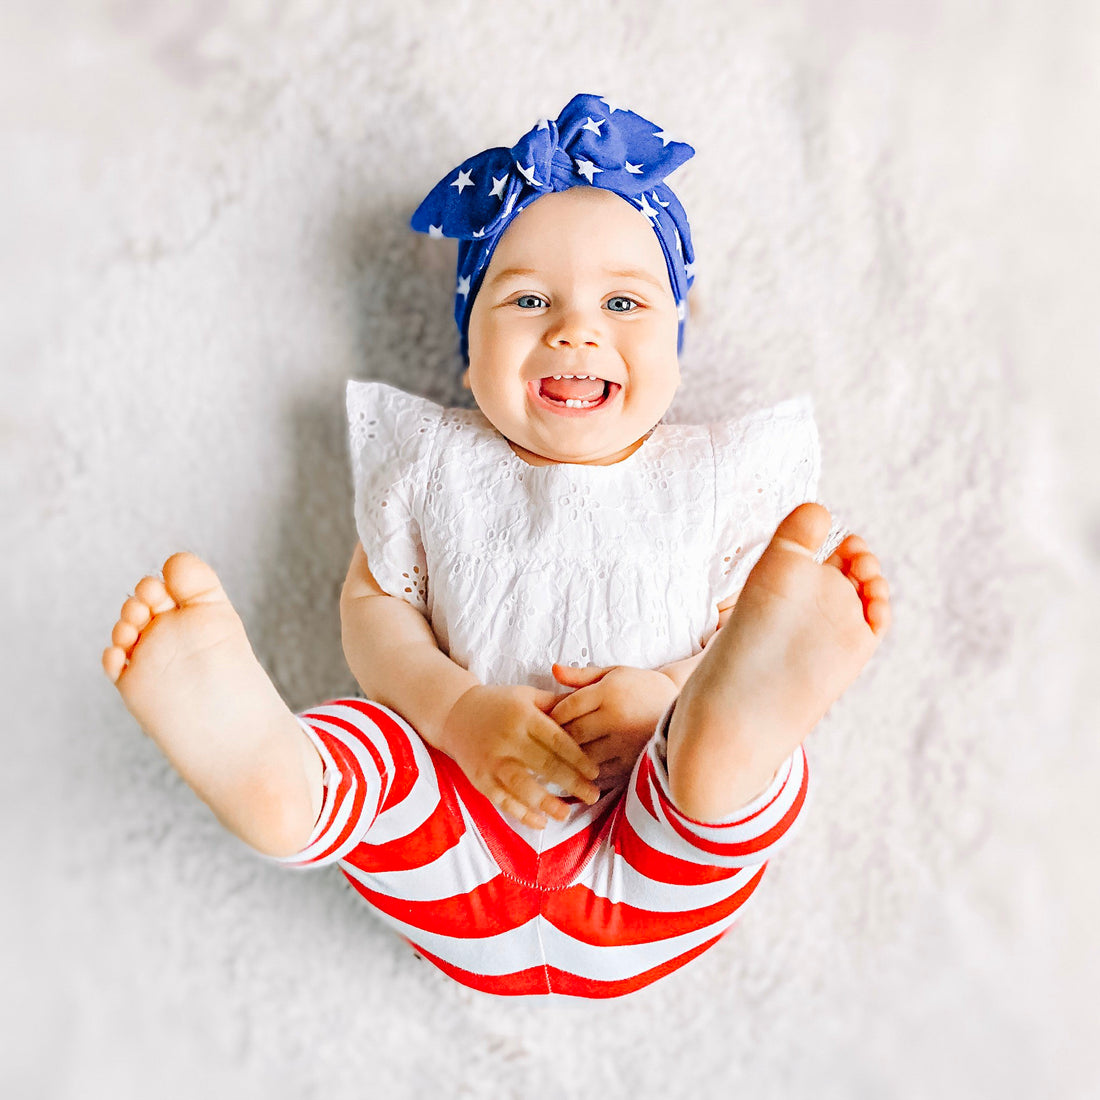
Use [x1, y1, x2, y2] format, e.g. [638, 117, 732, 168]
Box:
[347, 380, 832, 694]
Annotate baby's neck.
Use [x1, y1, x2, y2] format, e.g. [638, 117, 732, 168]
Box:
[506, 433, 652, 467]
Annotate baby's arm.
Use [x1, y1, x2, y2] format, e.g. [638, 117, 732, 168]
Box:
[548, 596, 741, 789]
[340, 542, 600, 826]
[658, 594, 740, 689]
[340, 540, 479, 749]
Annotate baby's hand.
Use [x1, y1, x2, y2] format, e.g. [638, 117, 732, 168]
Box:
[440, 684, 602, 829]
[550, 665, 680, 793]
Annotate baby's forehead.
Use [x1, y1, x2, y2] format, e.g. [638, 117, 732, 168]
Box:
[492, 190, 668, 271]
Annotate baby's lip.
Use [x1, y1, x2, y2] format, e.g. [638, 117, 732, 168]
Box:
[530, 377, 625, 401]
[526, 377, 622, 416]
[531, 371, 622, 387]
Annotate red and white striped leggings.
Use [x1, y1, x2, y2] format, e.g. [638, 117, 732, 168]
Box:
[273, 696, 809, 1001]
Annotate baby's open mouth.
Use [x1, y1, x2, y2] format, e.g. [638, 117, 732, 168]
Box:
[536, 374, 619, 410]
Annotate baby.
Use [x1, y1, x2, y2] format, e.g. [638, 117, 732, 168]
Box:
[102, 93, 890, 1000]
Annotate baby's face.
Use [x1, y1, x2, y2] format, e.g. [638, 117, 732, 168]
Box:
[464, 187, 680, 466]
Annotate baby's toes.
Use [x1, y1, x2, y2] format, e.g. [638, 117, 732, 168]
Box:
[102, 644, 126, 683]
[854, 573, 891, 636]
[847, 552, 881, 585]
[826, 535, 869, 593]
[112, 619, 140, 652]
[119, 595, 152, 631]
[161, 551, 227, 607]
[103, 592, 159, 683]
[134, 574, 175, 615]
[830, 534, 868, 560]
[863, 575, 890, 602]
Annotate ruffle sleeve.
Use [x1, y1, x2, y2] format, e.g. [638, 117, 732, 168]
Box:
[709, 394, 832, 609]
[346, 380, 443, 615]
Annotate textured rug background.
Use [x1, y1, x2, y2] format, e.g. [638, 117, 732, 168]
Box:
[4, 2, 1098, 1097]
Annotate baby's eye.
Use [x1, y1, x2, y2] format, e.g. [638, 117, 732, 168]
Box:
[513, 294, 546, 309]
[606, 296, 638, 313]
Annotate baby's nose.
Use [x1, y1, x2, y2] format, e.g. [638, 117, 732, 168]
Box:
[549, 321, 600, 348]
[546, 305, 602, 348]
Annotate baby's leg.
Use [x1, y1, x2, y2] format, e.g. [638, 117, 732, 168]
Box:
[666, 503, 891, 822]
[102, 553, 324, 856]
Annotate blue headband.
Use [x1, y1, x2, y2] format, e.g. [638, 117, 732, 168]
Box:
[409, 92, 697, 366]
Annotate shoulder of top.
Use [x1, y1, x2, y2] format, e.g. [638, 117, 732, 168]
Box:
[743, 391, 816, 423]
[345, 378, 446, 412]
[704, 394, 819, 466]
[709, 392, 817, 434]
[345, 386, 505, 455]
[647, 420, 712, 463]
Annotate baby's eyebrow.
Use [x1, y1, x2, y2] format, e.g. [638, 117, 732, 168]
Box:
[602, 267, 668, 292]
[486, 266, 667, 292]
[485, 267, 541, 289]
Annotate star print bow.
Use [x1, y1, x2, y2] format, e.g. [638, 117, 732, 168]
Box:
[409, 92, 697, 365]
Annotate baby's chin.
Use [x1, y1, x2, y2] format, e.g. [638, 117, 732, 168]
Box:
[475, 393, 661, 466]
[505, 426, 652, 468]
[502, 434, 578, 467]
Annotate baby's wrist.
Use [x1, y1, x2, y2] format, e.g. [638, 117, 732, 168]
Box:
[642, 666, 679, 697]
[609, 667, 679, 727]
[437, 682, 491, 752]
[656, 652, 704, 693]
[654, 665, 687, 696]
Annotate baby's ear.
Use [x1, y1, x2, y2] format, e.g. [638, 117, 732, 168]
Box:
[460, 368, 471, 391]
[687, 286, 703, 323]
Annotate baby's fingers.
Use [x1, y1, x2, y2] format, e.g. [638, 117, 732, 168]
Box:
[530, 715, 602, 803]
[558, 712, 615, 751]
[497, 761, 594, 827]
[549, 685, 601, 728]
[487, 766, 558, 829]
[595, 757, 631, 792]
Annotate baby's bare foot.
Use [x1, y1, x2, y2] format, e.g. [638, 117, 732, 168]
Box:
[667, 503, 891, 821]
[103, 553, 321, 854]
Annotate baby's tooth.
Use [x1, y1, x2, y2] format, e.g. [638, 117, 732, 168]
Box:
[553, 374, 562, 380]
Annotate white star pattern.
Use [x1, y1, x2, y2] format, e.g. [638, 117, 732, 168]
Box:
[574, 157, 602, 183]
[417, 99, 696, 319]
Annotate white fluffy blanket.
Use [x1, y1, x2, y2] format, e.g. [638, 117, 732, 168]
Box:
[4, 2, 1097, 1096]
